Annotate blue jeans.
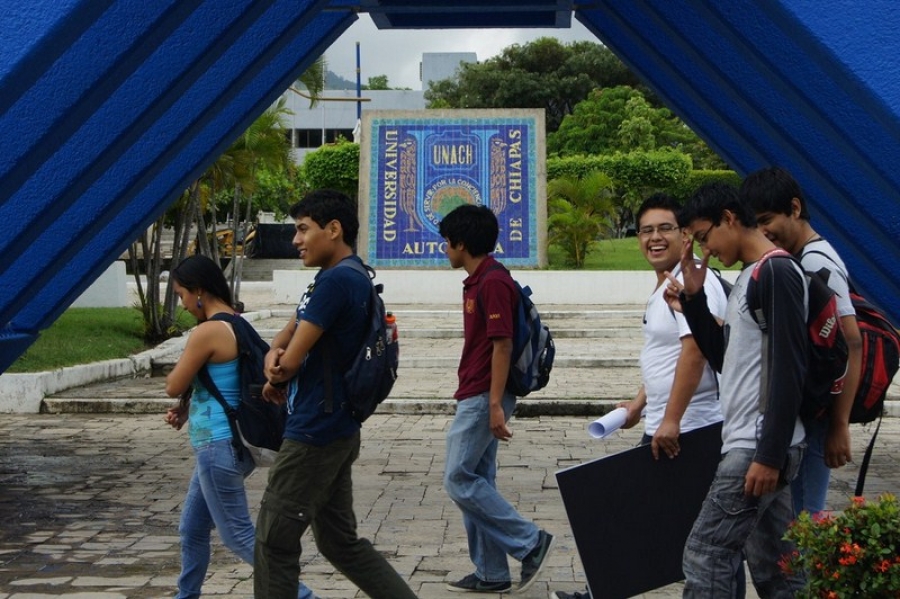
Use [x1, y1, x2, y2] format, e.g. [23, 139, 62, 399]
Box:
[682, 447, 805, 599]
[176, 439, 314, 599]
[444, 393, 540, 582]
[791, 418, 829, 515]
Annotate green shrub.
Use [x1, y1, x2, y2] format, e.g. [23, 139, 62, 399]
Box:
[302, 140, 360, 199]
[781, 493, 900, 598]
[669, 169, 743, 203]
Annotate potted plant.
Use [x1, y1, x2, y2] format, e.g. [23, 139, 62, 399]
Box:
[780, 493, 900, 598]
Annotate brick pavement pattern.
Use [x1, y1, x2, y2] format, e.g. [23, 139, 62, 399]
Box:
[1, 412, 898, 598]
[7, 287, 900, 598]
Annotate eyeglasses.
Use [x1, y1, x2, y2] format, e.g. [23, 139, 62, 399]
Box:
[637, 223, 680, 237]
[692, 223, 717, 246]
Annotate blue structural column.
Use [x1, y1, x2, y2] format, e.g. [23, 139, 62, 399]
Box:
[576, 1, 900, 322]
[2, 0, 900, 375]
[0, 1, 358, 373]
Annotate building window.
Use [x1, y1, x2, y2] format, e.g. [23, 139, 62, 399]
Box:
[294, 129, 323, 148]
[325, 129, 355, 144]
[293, 129, 355, 147]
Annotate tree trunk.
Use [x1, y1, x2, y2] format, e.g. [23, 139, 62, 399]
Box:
[235, 189, 255, 309]
[194, 195, 211, 257]
[229, 185, 241, 302]
[208, 186, 220, 265]
[128, 241, 146, 311]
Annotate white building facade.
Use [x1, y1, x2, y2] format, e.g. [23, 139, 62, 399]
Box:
[282, 52, 475, 163]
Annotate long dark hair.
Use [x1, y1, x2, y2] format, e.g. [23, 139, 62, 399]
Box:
[170, 255, 232, 306]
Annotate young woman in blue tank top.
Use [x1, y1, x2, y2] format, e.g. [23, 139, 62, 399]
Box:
[163, 255, 317, 599]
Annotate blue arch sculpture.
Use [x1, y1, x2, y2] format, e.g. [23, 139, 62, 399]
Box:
[1, 0, 898, 373]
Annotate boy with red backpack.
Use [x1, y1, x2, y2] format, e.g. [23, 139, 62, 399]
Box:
[740, 166, 863, 515]
[672, 182, 806, 598]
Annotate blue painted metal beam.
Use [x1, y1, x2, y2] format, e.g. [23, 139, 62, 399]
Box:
[0, 1, 357, 373]
[576, 0, 900, 323]
[2, 0, 900, 376]
[363, 0, 573, 29]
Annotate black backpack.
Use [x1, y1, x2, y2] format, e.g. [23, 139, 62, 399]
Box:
[747, 249, 849, 421]
[198, 313, 286, 466]
[323, 259, 399, 423]
[479, 263, 555, 397]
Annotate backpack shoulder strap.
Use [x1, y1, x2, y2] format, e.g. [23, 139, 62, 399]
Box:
[855, 413, 883, 496]
[748, 248, 802, 331]
[750, 248, 792, 278]
[335, 256, 376, 285]
[802, 247, 858, 294]
[196, 366, 234, 415]
[322, 257, 378, 415]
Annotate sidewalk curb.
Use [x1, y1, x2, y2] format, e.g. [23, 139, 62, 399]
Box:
[0, 311, 269, 414]
[37, 395, 900, 418]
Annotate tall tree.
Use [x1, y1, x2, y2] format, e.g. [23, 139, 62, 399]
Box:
[221, 98, 293, 305]
[294, 56, 326, 107]
[365, 74, 390, 90]
[425, 38, 642, 132]
[130, 93, 296, 340]
[549, 85, 726, 169]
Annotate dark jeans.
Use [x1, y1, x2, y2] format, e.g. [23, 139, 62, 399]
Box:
[682, 447, 805, 598]
[254, 433, 417, 599]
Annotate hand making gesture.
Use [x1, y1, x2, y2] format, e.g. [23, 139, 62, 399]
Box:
[664, 236, 709, 312]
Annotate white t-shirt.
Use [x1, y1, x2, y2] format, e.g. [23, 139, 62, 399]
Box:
[800, 238, 854, 317]
[640, 264, 728, 435]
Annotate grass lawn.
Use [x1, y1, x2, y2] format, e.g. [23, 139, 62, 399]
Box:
[7, 308, 192, 373]
[548, 236, 736, 270]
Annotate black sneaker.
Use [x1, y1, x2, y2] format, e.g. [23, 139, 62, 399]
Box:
[519, 530, 555, 592]
[446, 573, 512, 593]
[548, 590, 591, 599]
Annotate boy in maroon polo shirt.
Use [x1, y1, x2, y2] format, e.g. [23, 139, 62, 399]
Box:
[439, 204, 554, 594]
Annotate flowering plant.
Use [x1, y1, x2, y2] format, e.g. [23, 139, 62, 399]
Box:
[781, 493, 900, 598]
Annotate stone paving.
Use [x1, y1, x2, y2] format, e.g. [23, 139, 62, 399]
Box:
[4, 285, 899, 597]
[1, 412, 898, 599]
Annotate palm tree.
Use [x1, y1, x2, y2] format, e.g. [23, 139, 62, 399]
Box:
[292, 55, 327, 108]
[547, 170, 616, 268]
[131, 60, 324, 339]
[223, 98, 293, 304]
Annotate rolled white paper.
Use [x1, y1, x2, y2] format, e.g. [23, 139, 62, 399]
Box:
[588, 407, 628, 439]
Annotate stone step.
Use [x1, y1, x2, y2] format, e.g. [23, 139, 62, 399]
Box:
[250, 327, 640, 340]
[149, 334, 644, 373]
[42, 365, 642, 414]
[250, 311, 646, 334]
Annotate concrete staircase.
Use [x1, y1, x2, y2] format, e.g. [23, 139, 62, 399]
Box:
[39, 304, 900, 416]
[42, 307, 647, 415]
[224, 258, 300, 282]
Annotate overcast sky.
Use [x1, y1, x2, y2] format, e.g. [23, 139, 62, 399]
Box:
[322, 15, 598, 90]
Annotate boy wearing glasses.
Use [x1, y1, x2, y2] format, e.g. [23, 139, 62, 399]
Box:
[550, 193, 729, 599]
[621, 193, 727, 458]
[740, 167, 862, 516]
[671, 182, 806, 598]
